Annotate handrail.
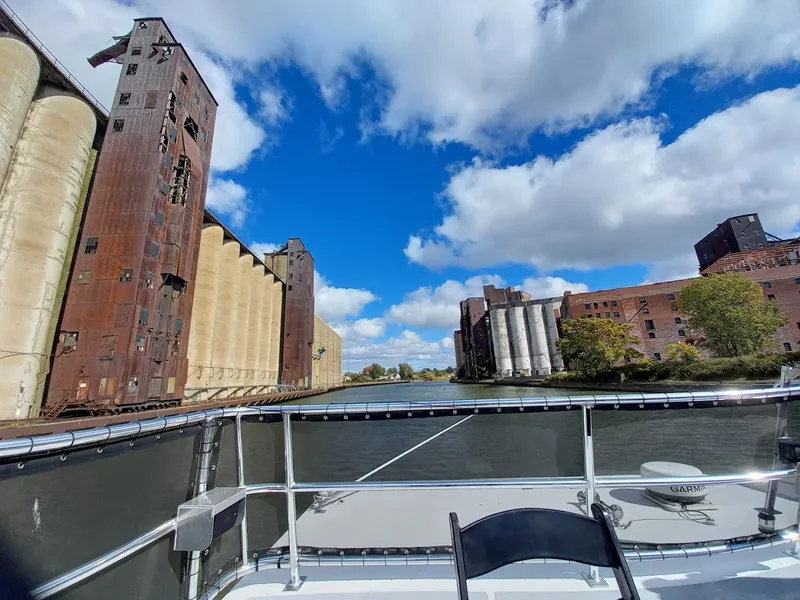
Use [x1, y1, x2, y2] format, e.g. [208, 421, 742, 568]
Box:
[31, 519, 176, 599]
[2, 385, 799, 460]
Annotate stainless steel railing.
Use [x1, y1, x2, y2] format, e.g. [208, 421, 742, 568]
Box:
[8, 380, 799, 599]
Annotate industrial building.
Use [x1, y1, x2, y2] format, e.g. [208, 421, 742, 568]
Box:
[455, 285, 564, 380]
[312, 316, 342, 390]
[0, 8, 340, 420]
[562, 214, 800, 362]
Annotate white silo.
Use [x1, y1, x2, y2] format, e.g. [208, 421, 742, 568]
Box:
[0, 88, 96, 420]
[508, 305, 531, 376]
[525, 303, 551, 376]
[269, 281, 284, 385]
[0, 35, 40, 188]
[489, 308, 513, 378]
[186, 225, 223, 389]
[258, 273, 274, 386]
[543, 301, 565, 371]
[231, 254, 254, 391]
[245, 263, 265, 388]
[209, 241, 240, 389]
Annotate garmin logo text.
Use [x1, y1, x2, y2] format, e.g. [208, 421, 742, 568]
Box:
[670, 485, 706, 494]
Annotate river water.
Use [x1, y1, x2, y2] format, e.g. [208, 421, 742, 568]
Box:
[1, 381, 796, 598]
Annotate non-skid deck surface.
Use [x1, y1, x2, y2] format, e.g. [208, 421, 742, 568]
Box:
[276, 484, 796, 548]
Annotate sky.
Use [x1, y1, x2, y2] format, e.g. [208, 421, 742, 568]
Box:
[14, 0, 800, 372]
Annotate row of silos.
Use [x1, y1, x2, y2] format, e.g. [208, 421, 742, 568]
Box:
[0, 35, 98, 420]
[489, 302, 564, 379]
[185, 225, 284, 399]
[311, 315, 342, 389]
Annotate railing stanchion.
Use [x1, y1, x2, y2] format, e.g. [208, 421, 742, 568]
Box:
[188, 417, 218, 600]
[236, 415, 250, 567]
[283, 413, 305, 590]
[582, 405, 607, 588]
[762, 367, 792, 533]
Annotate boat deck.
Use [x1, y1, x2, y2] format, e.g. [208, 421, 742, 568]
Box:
[225, 545, 800, 599]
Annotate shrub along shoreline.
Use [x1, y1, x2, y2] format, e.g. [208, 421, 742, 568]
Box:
[544, 351, 800, 384]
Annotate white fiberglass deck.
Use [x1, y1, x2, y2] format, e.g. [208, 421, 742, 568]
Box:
[225, 545, 800, 599]
[277, 484, 797, 548]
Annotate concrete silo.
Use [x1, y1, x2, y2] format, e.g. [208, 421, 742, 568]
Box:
[525, 304, 551, 376]
[489, 308, 513, 378]
[231, 254, 254, 391]
[0, 87, 96, 420]
[258, 273, 274, 388]
[270, 281, 284, 385]
[507, 305, 531, 376]
[209, 241, 240, 389]
[245, 264, 265, 389]
[186, 225, 223, 389]
[0, 35, 40, 187]
[543, 301, 565, 371]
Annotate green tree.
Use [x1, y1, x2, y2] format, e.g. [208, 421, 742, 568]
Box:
[367, 363, 386, 379]
[557, 318, 640, 377]
[398, 362, 414, 380]
[677, 273, 786, 357]
[664, 342, 701, 363]
[387, 367, 399, 376]
[445, 366, 455, 374]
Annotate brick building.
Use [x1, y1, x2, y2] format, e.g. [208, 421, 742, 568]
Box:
[458, 297, 493, 379]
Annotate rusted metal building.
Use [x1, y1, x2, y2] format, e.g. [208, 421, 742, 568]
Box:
[45, 18, 217, 414]
[264, 239, 315, 389]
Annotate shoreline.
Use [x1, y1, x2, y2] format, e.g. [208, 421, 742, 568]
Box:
[453, 377, 777, 392]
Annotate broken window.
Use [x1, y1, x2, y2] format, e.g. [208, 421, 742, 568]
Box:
[166, 91, 176, 123]
[192, 93, 200, 107]
[63, 332, 79, 352]
[119, 269, 133, 282]
[768, 294, 776, 301]
[786, 343, 793, 352]
[160, 181, 170, 195]
[100, 334, 116, 359]
[203, 107, 210, 121]
[653, 353, 662, 361]
[602, 301, 608, 307]
[639, 297, 646, 304]
[170, 155, 191, 205]
[127, 376, 139, 396]
[648, 332, 655, 339]
[611, 300, 617, 307]
[583, 303, 591, 310]
[183, 115, 199, 141]
[166, 154, 174, 169]
[667, 293, 675, 301]
[131, 46, 142, 56]
[126, 63, 138, 76]
[175, 318, 183, 335]
[593, 302, 598, 308]
[77, 270, 91, 284]
[155, 211, 164, 227]
[138, 21, 148, 29]
[145, 272, 154, 289]
[642, 307, 649, 314]
[763, 282, 772, 289]
[644, 319, 655, 330]
[150, 241, 159, 258]
[139, 307, 149, 326]
[180, 71, 188, 85]
[613, 311, 620, 318]
[678, 329, 686, 337]
[135, 334, 146, 352]
[119, 93, 130, 106]
[159, 123, 169, 153]
[200, 128, 207, 142]
[84, 237, 98, 254]
[113, 119, 125, 132]
[167, 377, 176, 395]
[604, 312, 610, 317]
[674, 317, 682, 324]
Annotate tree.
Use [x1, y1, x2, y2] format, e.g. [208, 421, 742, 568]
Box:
[557, 318, 640, 377]
[367, 363, 386, 379]
[398, 362, 414, 380]
[387, 367, 398, 376]
[664, 342, 701, 363]
[445, 366, 455, 374]
[677, 273, 786, 357]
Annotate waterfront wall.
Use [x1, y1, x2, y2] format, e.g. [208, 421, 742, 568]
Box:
[311, 315, 342, 389]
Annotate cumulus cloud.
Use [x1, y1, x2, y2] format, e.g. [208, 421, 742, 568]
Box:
[406, 86, 800, 275]
[343, 330, 455, 370]
[315, 271, 378, 321]
[123, 0, 800, 148]
[386, 275, 505, 330]
[332, 318, 386, 340]
[206, 177, 248, 227]
[249, 241, 282, 258]
[519, 276, 589, 299]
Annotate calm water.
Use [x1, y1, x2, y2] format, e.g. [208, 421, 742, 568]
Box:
[2, 380, 796, 598]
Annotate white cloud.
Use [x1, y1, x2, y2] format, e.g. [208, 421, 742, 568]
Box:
[206, 177, 248, 227]
[520, 276, 589, 299]
[315, 271, 378, 321]
[343, 330, 454, 370]
[386, 274, 505, 330]
[332, 318, 386, 340]
[406, 86, 800, 276]
[258, 86, 292, 126]
[249, 241, 282, 258]
[99, 0, 800, 149]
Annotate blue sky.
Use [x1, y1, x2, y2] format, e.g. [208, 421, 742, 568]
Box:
[19, 0, 800, 371]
